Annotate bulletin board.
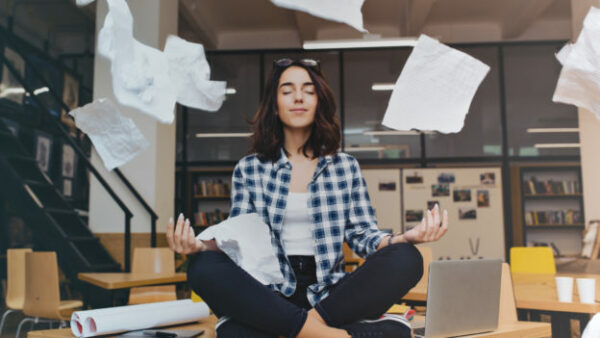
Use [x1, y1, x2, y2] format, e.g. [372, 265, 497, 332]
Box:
[362, 169, 402, 233]
[401, 168, 505, 261]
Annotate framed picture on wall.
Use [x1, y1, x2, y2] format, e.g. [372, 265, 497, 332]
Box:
[61, 142, 77, 179]
[62, 178, 73, 197]
[1, 47, 26, 104]
[61, 72, 79, 127]
[34, 131, 53, 173]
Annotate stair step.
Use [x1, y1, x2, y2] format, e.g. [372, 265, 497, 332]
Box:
[24, 179, 52, 188]
[26, 184, 70, 209]
[68, 236, 98, 242]
[45, 207, 77, 215]
[7, 156, 50, 183]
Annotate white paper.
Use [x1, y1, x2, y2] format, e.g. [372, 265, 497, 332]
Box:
[70, 300, 209, 337]
[163, 35, 226, 111]
[76, 0, 95, 6]
[552, 7, 600, 120]
[197, 213, 285, 285]
[98, 0, 177, 124]
[69, 98, 149, 170]
[583, 312, 600, 338]
[270, 0, 367, 32]
[382, 35, 490, 134]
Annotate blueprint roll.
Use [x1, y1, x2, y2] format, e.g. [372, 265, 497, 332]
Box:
[71, 300, 210, 337]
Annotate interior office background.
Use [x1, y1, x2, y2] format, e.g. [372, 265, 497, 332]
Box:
[0, 0, 599, 270]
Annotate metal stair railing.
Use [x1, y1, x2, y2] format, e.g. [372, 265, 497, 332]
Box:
[0, 32, 159, 271]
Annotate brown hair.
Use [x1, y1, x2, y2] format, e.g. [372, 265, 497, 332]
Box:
[249, 61, 341, 162]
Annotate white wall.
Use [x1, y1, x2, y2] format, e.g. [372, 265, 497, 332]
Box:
[88, 0, 177, 235]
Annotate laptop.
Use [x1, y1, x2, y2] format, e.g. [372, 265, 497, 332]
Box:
[413, 259, 502, 338]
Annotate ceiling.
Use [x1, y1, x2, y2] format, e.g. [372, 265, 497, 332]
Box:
[0, 0, 573, 55]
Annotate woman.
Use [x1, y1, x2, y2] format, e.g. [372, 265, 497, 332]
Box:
[167, 58, 449, 337]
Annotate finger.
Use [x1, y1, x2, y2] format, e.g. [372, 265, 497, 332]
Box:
[426, 209, 435, 241]
[166, 217, 174, 250]
[187, 225, 197, 250]
[174, 213, 184, 252]
[434, 204, 441, 227]
[181, 218, 190, 252]
[437, 209, 450, 239]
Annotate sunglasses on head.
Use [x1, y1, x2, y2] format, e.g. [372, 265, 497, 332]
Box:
[273, 58, 321, 73]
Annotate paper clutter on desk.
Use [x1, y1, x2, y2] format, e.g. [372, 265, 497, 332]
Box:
[382, 34, 489, 134]
[197, 213, 285, 285]
[70, 300, 209, 337]
[553, 7, 600, 120]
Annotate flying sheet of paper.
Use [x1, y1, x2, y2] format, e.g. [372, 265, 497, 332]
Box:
[98, 0, 177, 124]
[197, 213, 285, 285]
[382, 35, 490, 134]
[270, 0, 367, 32]
[164, 36, 226, 111]
[69, 98, 149, 170]
[552, 7, 600, 120]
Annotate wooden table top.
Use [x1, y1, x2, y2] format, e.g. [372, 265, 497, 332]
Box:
[404, 272, 600, 314]
[412, 316, 550, 338]
[28, 316, 218, 338]
[78, 272, 187, 289]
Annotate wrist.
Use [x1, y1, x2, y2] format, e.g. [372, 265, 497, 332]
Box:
[388, 233, 408, 246]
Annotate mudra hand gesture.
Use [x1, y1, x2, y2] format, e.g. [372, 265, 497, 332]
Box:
[166, 214, 213, 255]
[401, 204, 449, 244]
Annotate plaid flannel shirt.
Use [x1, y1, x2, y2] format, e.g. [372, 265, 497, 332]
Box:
[229, 148, 388, 305]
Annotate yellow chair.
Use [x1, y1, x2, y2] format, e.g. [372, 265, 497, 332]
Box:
[0, 249, 32, 335]
[16, 252, 82, 338]
[128, 247, 177, 305]
[510, 247, 556, 274]
[343, 243, 364, 272]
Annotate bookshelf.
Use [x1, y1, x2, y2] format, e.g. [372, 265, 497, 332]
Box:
[519, 165, 585, 255]
[185, 167, 234, 231]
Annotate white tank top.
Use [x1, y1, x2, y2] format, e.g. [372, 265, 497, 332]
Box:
[281, 192, 314, 256]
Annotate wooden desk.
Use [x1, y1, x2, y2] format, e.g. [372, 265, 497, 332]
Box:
[412, 316, 550, 338]
[28, 316, 218, 338]
[78, 272, 187, 289]
[404, 272, 600, 337]
[77, 272, 187, 308]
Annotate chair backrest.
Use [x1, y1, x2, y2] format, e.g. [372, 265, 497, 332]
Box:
[5, 248, 32, 310]
[23, 251, 61, 318]
[510, 247, 556, 274]
[414, 245, 433, 291]
[128, 247, 177, 305]
[498, 263, 518, 325]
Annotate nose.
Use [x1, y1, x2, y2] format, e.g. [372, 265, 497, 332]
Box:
[294, 89, 304, 102]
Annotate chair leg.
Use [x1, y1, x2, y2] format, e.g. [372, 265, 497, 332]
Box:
[0, 309, 17, 336]
[15, 317, 34, 338]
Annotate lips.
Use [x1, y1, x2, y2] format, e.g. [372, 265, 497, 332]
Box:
[290, 108, 307, 113]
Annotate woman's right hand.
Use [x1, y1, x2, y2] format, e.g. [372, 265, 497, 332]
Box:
[166, 214, 206, 255]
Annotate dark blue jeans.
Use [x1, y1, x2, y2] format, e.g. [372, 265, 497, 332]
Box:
[187, 242, 423, 337]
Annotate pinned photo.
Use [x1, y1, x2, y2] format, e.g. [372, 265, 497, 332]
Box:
[378, 181, 396, 191]
[477, 190, 489, 207]
[453, 189, 471, 202]
[406, 172, 423, 184]
[480, 172, 495, 185]
[437, 173, 455, 183]
[427, 200, 439, 210]
[431, 184, 450, 197]
[459, 208, 477, 220]
[405, 210, 424, 222]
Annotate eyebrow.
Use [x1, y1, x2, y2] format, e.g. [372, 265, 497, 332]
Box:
[279, 82, 315, 89]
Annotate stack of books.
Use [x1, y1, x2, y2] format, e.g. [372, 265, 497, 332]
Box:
[194, 179, 231, 197]
[523, 177, 580, 195]
[194, 209, 229, 226]
[524, 209, 583, 226]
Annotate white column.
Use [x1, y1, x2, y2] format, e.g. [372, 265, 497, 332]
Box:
[88, 0, 178, 236]
[571, 0, 600, 225]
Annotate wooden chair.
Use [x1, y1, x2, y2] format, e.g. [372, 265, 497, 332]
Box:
[15, 252, 82, 338]
[343, 243, 364, 272]
[0, 249, 31, 335]
[128, 247, 177, 305]
[510, 247, 556, 274]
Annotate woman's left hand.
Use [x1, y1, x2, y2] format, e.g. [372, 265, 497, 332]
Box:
[401, 204, 449, 244]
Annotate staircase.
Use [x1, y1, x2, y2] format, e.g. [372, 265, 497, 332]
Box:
[0, 118, 121, 282]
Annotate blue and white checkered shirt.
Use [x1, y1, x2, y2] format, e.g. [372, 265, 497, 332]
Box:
[229, 148, 388, 305]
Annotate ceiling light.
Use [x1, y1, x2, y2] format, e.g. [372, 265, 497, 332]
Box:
[303, 37, 418, 50]
[371, 83, 395, 91]
[195, 132, 252, 138]
[33, 87, 49, 95]
[526, 128, 579, 133]
[363, 130, 435, 136]
[534, 143, 580, 149]
[0, 87, 25, 98]
[225, 88, 236, 95]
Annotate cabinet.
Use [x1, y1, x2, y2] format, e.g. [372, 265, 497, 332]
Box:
[519, 165, 584, 255]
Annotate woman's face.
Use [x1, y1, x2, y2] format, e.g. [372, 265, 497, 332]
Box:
[276, 66, 318, 132]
